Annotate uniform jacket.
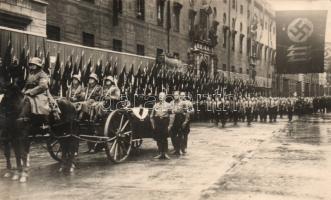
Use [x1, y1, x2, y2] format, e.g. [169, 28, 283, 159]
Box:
[66, 84, 84, 102]
[23, 70, 50, 115]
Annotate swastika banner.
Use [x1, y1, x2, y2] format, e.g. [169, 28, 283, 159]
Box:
[276, 10, 328, 74]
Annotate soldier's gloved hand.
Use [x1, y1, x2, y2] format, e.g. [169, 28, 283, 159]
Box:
[24, 90, 32, 96]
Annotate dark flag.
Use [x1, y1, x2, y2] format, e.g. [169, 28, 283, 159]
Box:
[325, 42, 331, 73]
[2, 40, 13, 82]
[50, 53, 62, 96]
[44, 52, 50, 75]
[276, 10, 327, 73]
[82, 58, 92, 86]
[72, 56, 80, 75]
[95, 59, 103, 84]
[166, 0, 171, 30]
[61, 60, 72, 97]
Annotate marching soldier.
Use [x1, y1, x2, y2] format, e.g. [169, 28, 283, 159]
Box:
[150, 92, 173, 159]
[252, 97, 259, 122]
[231, 96, 239, 125]
[259, 99, 268, 122]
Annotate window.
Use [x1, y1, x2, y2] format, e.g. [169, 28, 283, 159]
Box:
[239, 67, 243, 73]
[82, 32, 94, 47]
[113, 39, 122, 52]
[265, 47, 268, 60]
[157, 0, 165, 26]
[136, 0, 145, 20]
[137, 44, 145, 56]
[173, 2, 183, 32]
[239, 34, 244, 54]
[232, 18, 236, 29]
[156, 48, 164, 56]
[240, 5, 243, 14]
[247, 10, 250, 18]
[222, 64, 227, 71]
[246, 69, 249, 74]
[173, 52, 180, 59]
[232, 0, 235, 9]
[223, 27, 228, 48]
[223, 0, 227, 3]
[240, 22, 243, 32]
[231, 66, 235, 72]
[82, 0, 94, 3]
[265, 22, 268, 31]
[113, 0, 123, 26]
[47, 25, 60, 41]
[223, 13, 227, 24]
[247, 38, 251, 56]
[231, 31, 236, 51]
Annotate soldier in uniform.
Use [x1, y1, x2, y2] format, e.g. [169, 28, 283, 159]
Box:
[259, 98, 268, 122]
[244, 97, 253, 125]
[169, 91, 185, 155]
[18, 57, 56, 182]
[230, 96, 239, 125]
[79, 73, 102, 120]
[66, 74, 84, 103]
[252, 97, 259, 122]
[287, 98, 295, 122]
[150, 92, 173, 159]
[180, 91, 193, 154]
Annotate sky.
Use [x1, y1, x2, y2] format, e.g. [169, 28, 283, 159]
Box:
[267, 0, 331, 42]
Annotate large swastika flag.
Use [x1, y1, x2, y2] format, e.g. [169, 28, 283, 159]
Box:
[276, 10, 327, 74]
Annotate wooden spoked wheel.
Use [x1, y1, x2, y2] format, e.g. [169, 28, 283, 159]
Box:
[104, 109, 133, 163]
[47, 137, 62, 162]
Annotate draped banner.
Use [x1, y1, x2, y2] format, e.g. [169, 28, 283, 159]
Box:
[276, 10, 327, 74]
[325, 43, 331, 73]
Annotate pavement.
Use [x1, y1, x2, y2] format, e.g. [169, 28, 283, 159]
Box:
[0, 114, 330, 200]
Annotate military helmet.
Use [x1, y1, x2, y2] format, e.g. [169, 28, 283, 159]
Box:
[29, 57, 43, 67]
[72, 74, 81, 82]
[105, 76, 115, 82]
[89, 73, 99, 82]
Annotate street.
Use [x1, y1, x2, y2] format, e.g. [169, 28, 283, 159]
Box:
[0, 114, 330, 200]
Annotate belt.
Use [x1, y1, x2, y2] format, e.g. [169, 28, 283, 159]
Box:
[155, 116, 169, 119]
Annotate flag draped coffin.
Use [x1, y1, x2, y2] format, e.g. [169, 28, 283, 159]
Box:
[276, 10, 327, 74]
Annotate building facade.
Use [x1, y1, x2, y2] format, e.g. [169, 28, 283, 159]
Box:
[0, 0, 48, 35]
[0, 0, 326, 96]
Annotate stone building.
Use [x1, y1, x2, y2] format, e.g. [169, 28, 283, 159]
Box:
[0, 0, 325, 96]
[0, 0, 48, 36]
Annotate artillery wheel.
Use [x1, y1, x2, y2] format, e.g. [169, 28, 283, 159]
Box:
[104, 109, 133, 163]
[46, 137, 62, 162]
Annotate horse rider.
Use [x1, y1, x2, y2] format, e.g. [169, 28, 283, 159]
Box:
[66, 74, 84, 103]
[150, 92, 173, 160]
[78, 73, 102, 121]
[18, 57, 59, 182]
[179, 91, 193, 154]
[169, 91, 185, 155]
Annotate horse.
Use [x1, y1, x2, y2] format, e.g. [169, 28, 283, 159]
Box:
[0, 82, 78, 182]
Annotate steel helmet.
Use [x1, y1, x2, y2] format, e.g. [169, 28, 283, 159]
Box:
[72, 74, 81, 82]
[29, 57, 43, 67]
[89, 73, 99, 83]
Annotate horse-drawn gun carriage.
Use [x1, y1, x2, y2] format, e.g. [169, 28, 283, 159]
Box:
[47, 99, 156, 164]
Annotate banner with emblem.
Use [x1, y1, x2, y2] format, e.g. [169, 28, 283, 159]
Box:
[325, 43, 331, 73]
[276, 10, 327, 74]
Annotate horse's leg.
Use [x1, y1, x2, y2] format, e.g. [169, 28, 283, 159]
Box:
[68, 136, 77, 173]
[3, 140, 13, 178]
[18, 137, 29, 183]
[11, 138, 23, 181]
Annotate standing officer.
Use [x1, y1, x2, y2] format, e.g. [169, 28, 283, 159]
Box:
[150, 92, 173, 159]
[169, 91, 185, 155]
[179, 91, 193, 154]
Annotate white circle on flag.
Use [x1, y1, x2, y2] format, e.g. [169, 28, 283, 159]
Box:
[287, 18, 314, 43]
